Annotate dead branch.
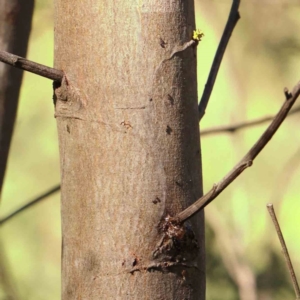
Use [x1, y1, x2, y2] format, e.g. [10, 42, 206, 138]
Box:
[200, 106, 300, 136]
[0, 50, 63, 81]
[198, 0, 240, 121]
[267, 203, 300, 299]
[174, 81, 300, 223]
[0, 185, 60, 225]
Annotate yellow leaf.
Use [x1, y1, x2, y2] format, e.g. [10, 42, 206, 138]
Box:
[193, 29, 204, 42]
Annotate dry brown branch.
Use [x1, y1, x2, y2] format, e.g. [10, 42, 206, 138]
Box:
[174, 81, 300, 223]
[0, 50, 63, 81]
[0, 185, 60, 225]
[198, 0, 240, 121]
[200, 106, 300, 136]
[267, 203, 300, 300]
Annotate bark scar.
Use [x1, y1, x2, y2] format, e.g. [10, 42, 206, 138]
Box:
[151, 39, 196, 98]
[154, 39, 196, 78]
[128, 261, 198, 275]
[53, 74, 87, 119]
[152, 215, 199, 264]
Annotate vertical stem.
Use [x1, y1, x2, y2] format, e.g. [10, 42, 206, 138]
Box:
[0, 0, 34, 195]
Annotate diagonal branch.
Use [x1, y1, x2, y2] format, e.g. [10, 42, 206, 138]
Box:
[267, 203, 300, 300]
[198, 0, 240, 121]
[0, 50, 63, 81]
[0, 185, 60, 225]
[174, 82, 300, 223]
[200, 106, 300, 136]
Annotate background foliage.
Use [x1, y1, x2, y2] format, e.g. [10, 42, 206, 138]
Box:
[0, 1, 299, 299]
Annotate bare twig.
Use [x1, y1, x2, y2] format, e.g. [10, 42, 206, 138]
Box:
[0, 50, 63, 81]
[174, 81, 300, 223]
[0, 185, 60, 225]
[198, 0, 240, 121]
[201, 106, 300, 136]
[266, 203, 300, 300]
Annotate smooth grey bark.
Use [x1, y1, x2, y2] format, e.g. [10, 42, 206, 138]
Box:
[54, 1, 204, 299]
[0, 0, 34, 194]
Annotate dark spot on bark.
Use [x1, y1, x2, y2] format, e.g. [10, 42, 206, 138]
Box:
[166, 125, 172, 135]
[159, 38, 167, 48]
[132, 258, 138, 267]
[84, 251, 99, 273]
[66, 287, 74, 297]
[122, 259, 125, 266]
[149, 98, 153, 102]
[167, 94, 174, 105]
[175, 181, 183, 187]
[152, 197, 161, 204]
[66, 125, 70, 133]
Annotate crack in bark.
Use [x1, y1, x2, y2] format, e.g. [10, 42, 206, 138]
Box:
[128, 261, 199, 275]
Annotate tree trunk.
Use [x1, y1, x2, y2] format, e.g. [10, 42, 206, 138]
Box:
[54, 1, 205, 299]
[0, 1, 33, 299]
[0, 0, 34, 194]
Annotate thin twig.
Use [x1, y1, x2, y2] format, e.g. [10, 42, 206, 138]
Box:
[0, 185, 60, 225]
[0, 50, 63, 81]
[198, 0, 240, 121]
[174, 81, 300, 223]
[266, 203, 300, 300]
[200, 106, 300, 136]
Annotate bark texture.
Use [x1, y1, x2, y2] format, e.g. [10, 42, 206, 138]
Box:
[54, 1, 204, 299]
[0, 0, 34, 194]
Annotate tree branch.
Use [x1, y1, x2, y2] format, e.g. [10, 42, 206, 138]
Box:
[0, 185, 60, 225]
[174, 81, 300, 223]
[198, 0, 240, 121]
[200, 106, 300, 136]
[0, 50, 63, 81]
[267, 203, 300, 300]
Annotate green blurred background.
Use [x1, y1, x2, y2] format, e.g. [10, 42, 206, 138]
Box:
[1, 0, 300, 299]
